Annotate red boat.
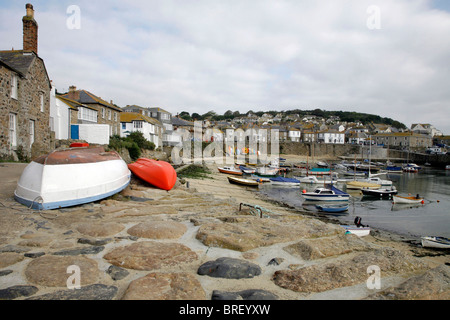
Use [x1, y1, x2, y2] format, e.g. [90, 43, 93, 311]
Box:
[128, 158, 177, 191]
[70, 142, 90, 148]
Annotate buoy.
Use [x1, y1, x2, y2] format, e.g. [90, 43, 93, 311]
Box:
[421, 200, 425, 204]
[302, 189, 307, 194]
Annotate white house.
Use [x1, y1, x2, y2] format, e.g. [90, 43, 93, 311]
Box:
[318, 130, 345, 144]
[50, 85, 71, 140]
[288, 127, 301, 142]
[120, 112, 162, 148]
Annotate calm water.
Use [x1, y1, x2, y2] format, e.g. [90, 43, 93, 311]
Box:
[257, 168, 450, 239]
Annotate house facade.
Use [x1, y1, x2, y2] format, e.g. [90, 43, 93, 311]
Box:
[120, 112, 163, 148]
[374, 132, 432, 149]
[60, 86, 122, 137]
[0, 4, 52, 160]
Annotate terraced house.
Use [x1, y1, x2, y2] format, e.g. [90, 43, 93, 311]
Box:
[0, 4, 52, 160]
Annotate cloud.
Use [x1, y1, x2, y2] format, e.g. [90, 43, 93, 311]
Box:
[1, 0, 449, 133]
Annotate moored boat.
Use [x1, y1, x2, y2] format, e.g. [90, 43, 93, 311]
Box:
[227, 176, 260, 187]
[269, 177, 301, 187]
[421, 236, 450, 249]
[316, 203, 349, 213]
[256, 167, 279, 177]
[361, 187, 398, 198]
[14, 147, 131, 210]
[218, 166, 243, 176]
[346, 181, 381, 190]
[392, 194, 425, 204]
[301, 185, 350, 201]
[239, 165, 256, 174]
[128, 158, 177, 191]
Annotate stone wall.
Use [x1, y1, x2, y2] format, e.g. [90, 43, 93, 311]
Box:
[0, 56, 51, 160]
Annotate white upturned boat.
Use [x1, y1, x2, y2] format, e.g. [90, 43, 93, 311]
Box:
[393, 195, 424, 204]
[15, 147, 131, 210]
[421, 236, 450, 249]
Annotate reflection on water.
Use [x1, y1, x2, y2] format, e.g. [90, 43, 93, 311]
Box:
[258, 168, 450, 238]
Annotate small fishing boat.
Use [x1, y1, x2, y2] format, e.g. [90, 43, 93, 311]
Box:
[392, 194, 425, 204]
[269, 177, 301, 187]
[342, 226, 371, 237]
[361, 187, 398, 198]
[239, 165, 256, 174]
[297, 175, 335, 185]
[360, 176, 393, 186]
[218, 166, 243, 176]
[421, 236, 450, 249]
[15, 147, 131, 210]
[316, 203, 349, 213]
[256, 167, 279, 177]
[346, 181, 381, 190]
[227, 176, 260, 187]
[301, 185, 350, 201]
[402, 166, 418, 173]
[385, 166, 403, 173]
[128, 158, 177, 191]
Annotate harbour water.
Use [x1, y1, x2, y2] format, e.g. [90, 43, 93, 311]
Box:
[258, 167, 450, 239]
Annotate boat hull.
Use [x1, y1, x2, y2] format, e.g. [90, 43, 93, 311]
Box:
[218, 167, 243, 176]
[346, 181, 381, 190]
[228, 176, 259, 187]
[316, 204, 349, 213]
[342, 226, 371, 237]
[393, 195, 424, 204]
[361, 188, 398, 198]
[302, 194, 350, 201]
[421, 237, 450, 249]
[15, 149, 131, 210]
[128, 158, 177, 191]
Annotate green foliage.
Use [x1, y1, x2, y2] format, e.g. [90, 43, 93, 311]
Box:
[109, 132, 155, 161]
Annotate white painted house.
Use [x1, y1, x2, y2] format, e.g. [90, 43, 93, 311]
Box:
[120, 112, 162, 148]
[50, 85, 71, 140]
[318, 130, 345, 144]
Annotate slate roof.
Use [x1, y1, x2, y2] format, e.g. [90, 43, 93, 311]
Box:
[60, 89, 122, 112]
[120, 112, 162, 126]
[0, 50, 51, 88]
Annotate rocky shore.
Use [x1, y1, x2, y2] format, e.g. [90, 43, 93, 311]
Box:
[0, 158, 449, 301]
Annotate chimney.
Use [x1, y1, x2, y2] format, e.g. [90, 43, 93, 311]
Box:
[66, 85, 79, 101]
[23, 3, 38, 54]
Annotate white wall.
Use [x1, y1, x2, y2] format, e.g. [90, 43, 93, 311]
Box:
[50, 86, 70, 140]
[78, 124, 110, 145]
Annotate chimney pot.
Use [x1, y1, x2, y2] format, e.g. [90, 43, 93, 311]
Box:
[26, 3, 34, 18]
[69, 85, 77, 92]
[23, 3, 38, 54]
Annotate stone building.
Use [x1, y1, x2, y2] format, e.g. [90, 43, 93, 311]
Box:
[59, 86, 123, 136]
[0, 4, 52, 160]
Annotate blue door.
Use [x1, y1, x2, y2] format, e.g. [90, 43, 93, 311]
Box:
[71, 125, 79, 139]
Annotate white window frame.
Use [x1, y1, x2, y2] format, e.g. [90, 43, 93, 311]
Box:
[9, 113, 17, 148]
[133, 121, 143, 129]
[40, 93, 44, 112]
[29, 120, 35, 147]
[11, 74, 18, 99]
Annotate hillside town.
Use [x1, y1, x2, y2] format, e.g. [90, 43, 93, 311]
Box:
[1, 4, 448, 162]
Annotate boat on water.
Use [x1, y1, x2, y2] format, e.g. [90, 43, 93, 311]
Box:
[316, 203, 349, 213]
[359, 176, 393, 186]
[227, 176, 260, 187]
[297, 175, 334, 185]
[128, 158, 177, 191]
[218, 166, 243, 176]
[14, 147, 131, 210]
[361, 187, 398, 198]
[346, 181, 381, 190]
[269, 177, 301, 187]
[392, 194, 425, 204]
[421, 236, 450, 249]
[301, 185, 350, 202]
[385, 165, 403, 173]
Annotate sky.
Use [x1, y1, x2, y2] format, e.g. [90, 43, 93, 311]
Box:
[1, 0, 449, 134]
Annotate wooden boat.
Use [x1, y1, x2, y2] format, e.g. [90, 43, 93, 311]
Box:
[316, 203, 349, 213]
[392, 194, 425, 204]
[346, 181, 381, 190]
[128, 158, 177, 191]
[14, 147, 131, 210]
[218, 166, 243, 176]
[301, 185, 350, 202]
[361, 187, 398, 198]
[421, 236, 450, 249]
[227, 176, 260, 187]
[269, 177, 301, 187]
[342, 225, 371, 237]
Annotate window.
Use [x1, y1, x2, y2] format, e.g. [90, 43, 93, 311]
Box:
[133, 121, 143, 129]
[108, 110, 112, 121]
[29, 120, 35, 147]
[102, 108, 105, 119]
[9, 113, 17, 147]
[11, 74, 18, 99]
[40, 93, 44, 112]
[78, 107, 98, 122]
[114, 112, 117, 122]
